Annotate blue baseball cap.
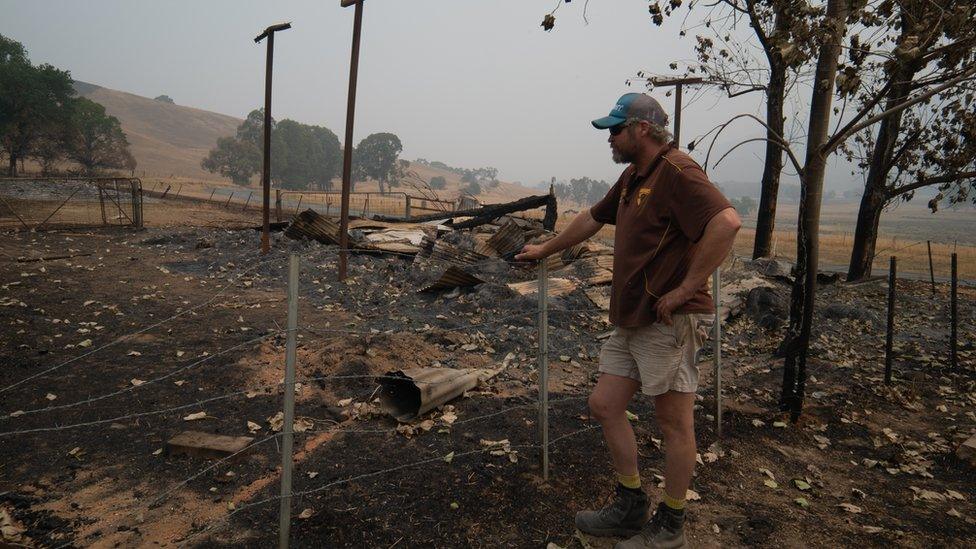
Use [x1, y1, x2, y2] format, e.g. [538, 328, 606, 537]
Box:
[592, 93, 669, 129]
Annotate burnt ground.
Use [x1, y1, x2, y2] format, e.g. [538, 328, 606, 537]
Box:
[0, 225, 974, 548]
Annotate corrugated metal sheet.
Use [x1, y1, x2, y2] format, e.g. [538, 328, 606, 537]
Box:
[507, 277, 577, 297]
[570, 256, 614, 286]
[417, 236, 490, 266]
[284, 209, 343, 245]
[378, 368, 494, 421]
[485, 221, 525, 258]
[420, 266, 485, 292]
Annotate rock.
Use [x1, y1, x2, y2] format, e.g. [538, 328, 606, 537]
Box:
[749, 257, 792, 278]
[957, 436, 976, 467]
[745, 286, 788, 329]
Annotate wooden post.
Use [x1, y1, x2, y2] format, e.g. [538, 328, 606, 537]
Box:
[713, 267, 722, 439]
[130, 180, 143, 229]
[225, 192, 234, 208]
[338, 0, 365, 280]
[951, 253, 958, 370]
[927, 241, 936, 294]
[404, 194, 412, 219]
[98, 186, 108, 225]
[243, 191, 253, 211]
[884, 256, 896, 384]
[275, 190, 282, 222]
[294, 194, 303, 215]
[278, 254, 299, 548]
[161, 185, 171, 198]
[537, 260, 549, 481]
[209, 189, 217, 202]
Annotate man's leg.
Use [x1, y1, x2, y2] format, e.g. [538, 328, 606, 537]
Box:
[589, 373, 641, 476]
[654, 390, 696, 506]
[575, 373, 649, 537]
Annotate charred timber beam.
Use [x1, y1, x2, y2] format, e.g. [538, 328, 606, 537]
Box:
[377, 193, 558, 230]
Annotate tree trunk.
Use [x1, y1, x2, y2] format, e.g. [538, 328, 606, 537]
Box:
[752, 11, 788, 259]
[846, 60, 918, 281]
[7, 154, 17, 177]
[847, 185, 887, 280]
[780, 0, 849, 419]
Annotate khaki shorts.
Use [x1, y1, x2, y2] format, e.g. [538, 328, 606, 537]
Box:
[598, 314, 704, 396]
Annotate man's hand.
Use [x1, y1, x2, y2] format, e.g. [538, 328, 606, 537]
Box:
[515, 243, 548, 262]
[653, 284, 695, 326]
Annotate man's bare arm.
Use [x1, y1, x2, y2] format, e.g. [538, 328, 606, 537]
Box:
[654, 207, 742, 324]
[515, 210, 604, 261]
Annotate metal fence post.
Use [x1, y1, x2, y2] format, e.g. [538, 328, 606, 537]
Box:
[951, 253, 958, 370]
[275, 190, 282, 223]
[225, 192, 234, 208]
[538, 260, 549, 480]
[279, 254, 299, 548]
[884, 256, 896, 384]
[712, 267, 722, 440]
[927, 241, 936, 294]
[244, 191, 254, 211]
[404, 195, 412, 219]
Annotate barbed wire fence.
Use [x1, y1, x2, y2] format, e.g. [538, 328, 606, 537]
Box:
[2, 241, 715, 548]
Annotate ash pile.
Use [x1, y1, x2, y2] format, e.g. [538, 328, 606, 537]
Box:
[283, 207, 616, 317]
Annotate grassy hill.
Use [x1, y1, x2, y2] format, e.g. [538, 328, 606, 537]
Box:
[72, 81, 539, 204]
[73, 81, 242, 180]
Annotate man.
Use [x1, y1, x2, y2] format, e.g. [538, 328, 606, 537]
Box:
[516, 93, 740, 548]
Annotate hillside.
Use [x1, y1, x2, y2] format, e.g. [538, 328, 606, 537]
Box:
[72, 81, 539, 204]
[73, 81, 243, 180]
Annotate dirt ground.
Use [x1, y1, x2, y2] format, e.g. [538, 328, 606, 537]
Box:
[1, 205, 974, 548]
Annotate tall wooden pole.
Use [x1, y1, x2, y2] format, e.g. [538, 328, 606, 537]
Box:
[261, 33, 274, 255]
[255, 23, 291, 254]
[339, 0, 365, 280]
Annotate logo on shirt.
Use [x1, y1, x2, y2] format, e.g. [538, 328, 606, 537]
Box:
[637, 188, 651, 206]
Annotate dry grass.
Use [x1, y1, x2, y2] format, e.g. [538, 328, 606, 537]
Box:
[551, 212, 976, 280]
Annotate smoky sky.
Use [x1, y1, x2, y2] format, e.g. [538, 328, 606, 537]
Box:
[2, 0, 861, 191]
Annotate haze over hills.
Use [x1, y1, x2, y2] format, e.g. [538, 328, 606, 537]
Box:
[71, 81, 537, 203]
[73, 80, 243, 180]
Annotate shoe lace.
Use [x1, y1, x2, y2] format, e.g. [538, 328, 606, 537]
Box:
[596, 491, 624, 520]
[637, 506, 668, 541]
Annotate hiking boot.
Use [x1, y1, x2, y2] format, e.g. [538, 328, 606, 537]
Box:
[575, 484, 649, 537]
[614, 502, 686, 549]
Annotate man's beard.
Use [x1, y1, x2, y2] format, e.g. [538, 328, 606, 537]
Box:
[612, 146, 634, 164]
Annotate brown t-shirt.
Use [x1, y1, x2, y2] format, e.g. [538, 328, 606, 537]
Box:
[590, 145, 732, 328]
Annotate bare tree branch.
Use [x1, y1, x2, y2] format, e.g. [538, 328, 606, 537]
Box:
[889, 171, 976, 199]
[712, 137, 805, 177]
[700, 113, 804, 177]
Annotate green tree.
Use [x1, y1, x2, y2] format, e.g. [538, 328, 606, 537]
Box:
[202, 136, 259, 185]
[353, 132, 403, 193]
[463, 180, 482, 196]
[63, 97, 135, 175]
[0, 34, 75, 176]
[202, 108, 267, 185]
[309, 125, 342, 191]
[429, 175, 447, 190]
